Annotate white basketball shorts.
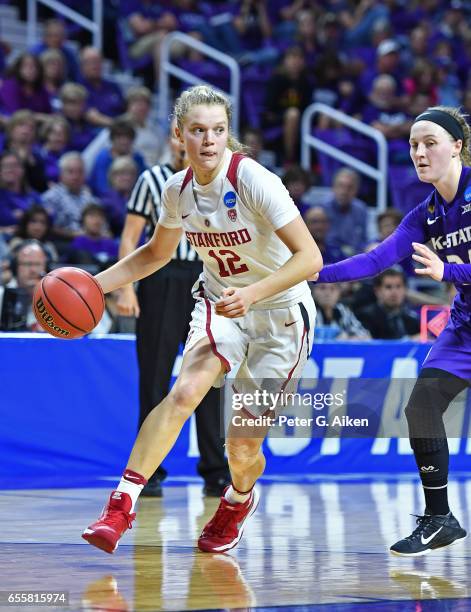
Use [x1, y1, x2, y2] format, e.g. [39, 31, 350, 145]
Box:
[183, 288, 316, 416]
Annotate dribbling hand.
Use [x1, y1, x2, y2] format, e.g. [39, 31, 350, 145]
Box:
[215, 287, 254, 318]
[117, 286, 140, 317]
[412, 242, 444, 282]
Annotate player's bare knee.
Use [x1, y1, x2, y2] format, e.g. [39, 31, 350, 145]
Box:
[169, 382, 202, 419]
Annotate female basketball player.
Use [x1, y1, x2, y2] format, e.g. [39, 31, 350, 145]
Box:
[316, 106, 470, 556]
[82, 85, 322, 554]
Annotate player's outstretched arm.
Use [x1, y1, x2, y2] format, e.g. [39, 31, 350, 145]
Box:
[95, 224, 183, 294]
[116, 213, 147, 316]
[216, 216, 322, 318]
[318, 205, 427, 284]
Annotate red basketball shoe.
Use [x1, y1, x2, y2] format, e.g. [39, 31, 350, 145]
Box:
[82, 491, 136, 554]
[198, 488, 259, 553]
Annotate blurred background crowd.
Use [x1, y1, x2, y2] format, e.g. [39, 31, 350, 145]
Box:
[0, 0, 469, 338]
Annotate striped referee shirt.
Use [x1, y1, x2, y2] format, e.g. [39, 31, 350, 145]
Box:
[127, 163, 198, 262]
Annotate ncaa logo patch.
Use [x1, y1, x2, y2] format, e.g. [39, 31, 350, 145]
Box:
[228, 208, 237, 222]
[223, 191, 237, 208]
[465, 186, 471, 203]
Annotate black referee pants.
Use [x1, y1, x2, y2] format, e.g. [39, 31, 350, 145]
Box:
[136, 260, 228, 484]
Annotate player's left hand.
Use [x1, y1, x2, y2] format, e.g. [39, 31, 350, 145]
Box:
[215, 287, 254, 318]
[412, 242, 444, 281]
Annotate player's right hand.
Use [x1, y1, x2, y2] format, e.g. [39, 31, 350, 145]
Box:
[117, 286, 140, 317]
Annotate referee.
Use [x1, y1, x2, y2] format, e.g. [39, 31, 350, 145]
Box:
[117, 122, 229, 497]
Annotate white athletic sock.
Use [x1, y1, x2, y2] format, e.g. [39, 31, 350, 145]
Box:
[117, 478, 144, 512]
[225, 485, 251, 505]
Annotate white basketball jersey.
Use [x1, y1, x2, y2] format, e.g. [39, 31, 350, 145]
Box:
[159, 149, 310, 308]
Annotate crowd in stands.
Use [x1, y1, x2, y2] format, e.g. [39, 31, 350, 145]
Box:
[0, 0, 469, 336]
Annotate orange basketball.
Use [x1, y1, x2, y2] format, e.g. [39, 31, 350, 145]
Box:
[32, 267, 105, 339]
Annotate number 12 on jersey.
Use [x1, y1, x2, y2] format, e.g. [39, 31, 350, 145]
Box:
[208, 249, 249, 277]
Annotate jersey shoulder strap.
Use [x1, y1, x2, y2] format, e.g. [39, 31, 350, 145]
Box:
[226, 152, 246, 195]
[179, 152, 247, 199]
[179, 166, 193, 195]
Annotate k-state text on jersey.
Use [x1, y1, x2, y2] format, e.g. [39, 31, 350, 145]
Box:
[430, 225, 471, 251]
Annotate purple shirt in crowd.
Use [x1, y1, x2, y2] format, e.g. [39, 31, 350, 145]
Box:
[0, 78, 51, 115]
[319, 166, 471, 327]
[0, 189, 41, 227]
[80, 78, 125, 118]
[70, 235, 118, 260]
[66, 119, 98, 152]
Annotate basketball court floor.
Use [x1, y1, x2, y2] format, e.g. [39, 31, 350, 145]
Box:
[1, 479, 470, 611]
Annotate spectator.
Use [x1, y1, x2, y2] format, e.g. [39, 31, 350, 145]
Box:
[9, 204, 58, 263]
[0, 151, 41, 235]
[0, 52, 51, 117]
[230, 0, 278, 66]
[101, 156, 138, 237]
[356, 268, 420, 340]
[316, 11, 345, 54]
[403, 25, 430, 67]
[282, 165, 312, 214]
[5, 110, 48, 192]
[361, 38, 404, 95]
[39, 116, 70, 185]
[120, 1, 177, 63]
[312, 51, 346, 109]
[79, 47, 125, 124]
[435, 57, 462, 107]
[376, 208, 403, 241]
[241, 127, 276, 172]
[68, 203, 118, 270]
[88, 119, 146, 197]
[362, 74, 412, 163]
[311, 282, 370, 340]
[263, 46, 312, 164]
[339, 0, 389, 49]
[321, 168, 368, 255]
[291, 9, 318, 70]
[59, 83, 97, 152]
[42, 152, 98, 240]
[29, 18, 80, 81]
[0, 240, 48, 331]
[122, 86, 164, 167]
[403, 58, 438, 108]
[303, 206, 348, 265]
[39, 48, 66, 112]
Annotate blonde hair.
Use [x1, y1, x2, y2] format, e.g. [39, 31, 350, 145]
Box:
[173, 85, 247, 153]
[6, 110, 36, 139]
[426, 106, 471, 166]
[39, 48, 65, 66]
[60, 82, 87, 102]
[126, 86, 152, 105]
[107, 155, 137, 182]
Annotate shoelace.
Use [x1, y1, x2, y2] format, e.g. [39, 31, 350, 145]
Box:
[102, 507, 136, 530]
[406, 514, 439, 542]
[206, 499, 247, 536]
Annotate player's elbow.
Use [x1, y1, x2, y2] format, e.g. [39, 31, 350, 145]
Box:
[306, 250, 323, 278]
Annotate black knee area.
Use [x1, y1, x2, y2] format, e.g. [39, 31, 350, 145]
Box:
[405, 368, 466, 449]
[410, 436, 447, 454]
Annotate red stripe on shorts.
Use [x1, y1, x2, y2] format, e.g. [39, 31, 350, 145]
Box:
[205, 298, 231, 373]
[281, 326, 307, 392]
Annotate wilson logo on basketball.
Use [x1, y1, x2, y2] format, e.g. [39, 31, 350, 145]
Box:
[35, 297, 70, 336]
